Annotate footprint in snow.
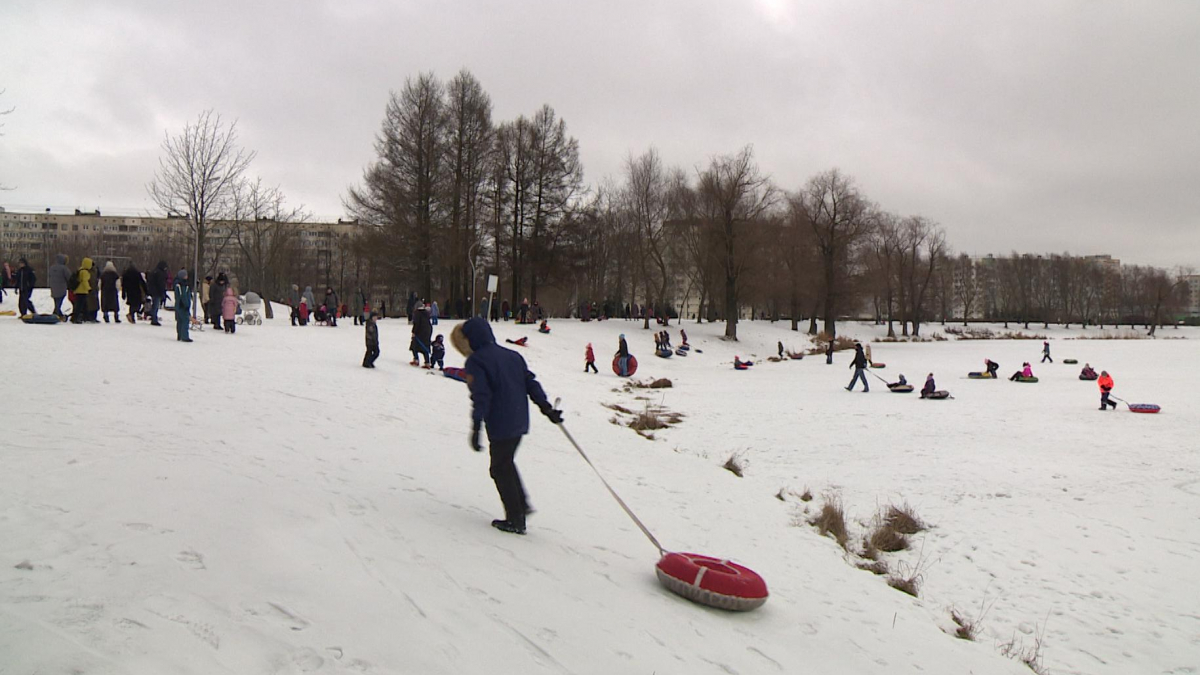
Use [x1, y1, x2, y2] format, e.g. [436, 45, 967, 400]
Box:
[175, 549, 206, 570]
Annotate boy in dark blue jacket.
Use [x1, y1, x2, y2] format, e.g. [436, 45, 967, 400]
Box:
[452, 317, 561, 535]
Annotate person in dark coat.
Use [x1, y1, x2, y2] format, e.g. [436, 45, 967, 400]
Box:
[99, 261, 121, 323]
[410, 303, 434, 366]
[1041, 341, 1052, 363]
[362, 312, 380, 368]
[209, 273, 229, 330]
[451, 317, 561, 535]
[13, 257, 37, 316]
[985, 359, 1000, 378]
[431, 334, 446, 370]
[48, 254, 72, 319]
[289, 284, 301, 326]
[920, 373, 937, 398]
[147, 261, 169, 326]
[846, 342, 869, 392]
[174, 269, 192, 342]
[324, 287, 339, 326]
[406, 291, 418, 323]
[354, 288, 367, 326]
[121, 263, 147, 323]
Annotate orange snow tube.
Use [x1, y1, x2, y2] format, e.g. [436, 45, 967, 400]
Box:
[655, 552, 768, 611]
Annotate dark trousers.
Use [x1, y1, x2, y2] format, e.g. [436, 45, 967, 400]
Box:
[150, 295, 162, 323]
[1042, 354, 1052, 363]
[18, 291, 35, 316]
[211, 301, 223, 330]
[847, 368, 869, 391]
[53, 295, 66, 317]
[489, 437, 527, 528]
[224, 320, 236, 334]
[363, 346, 380, 367]
[585, 361, 598, 373]
[1100, 392, 1116, 409]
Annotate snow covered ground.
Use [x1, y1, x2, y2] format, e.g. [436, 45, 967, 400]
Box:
[2, 289, 1197, 675]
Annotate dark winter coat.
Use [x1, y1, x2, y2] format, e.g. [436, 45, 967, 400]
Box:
[850, 345, 868, 369]
[14, 261, 36, 294]
[122, 266, 146, 306]
[921, 377, 936, 397]
[355, 290, 367, 313]
[412, 307, 433, 346]
[462, 317, 551, 442]
[100, 269, 120, 311]
[174, 279, 191, 314]
[365, 321, 379, 349]
[49, 254, 71, 297]
[324, 290, 339, 313]
[290, 286, 301, 306]
[431, 339, 445, 361]
[148, 261, 169, 299]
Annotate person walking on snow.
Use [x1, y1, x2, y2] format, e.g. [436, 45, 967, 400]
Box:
[13, 257, 37, 317]
[410, 302, 433, 367]
[48, 254, 71, 319]
[147, 261, 168, 326]
[1098, 370, 1117, 410]
[451, 317, 562, 535]
[846, 342, 870, 392]
[221, 287, 240, 334]
[174, 269, 193, 342]
[100, 261, 121, 323]
[1041, 341, 1052, 363]
[585, 343, 597, 373]
[362, 312, 380, 368]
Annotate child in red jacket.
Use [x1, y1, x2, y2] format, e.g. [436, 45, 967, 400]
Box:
[585, 343, 597, 373]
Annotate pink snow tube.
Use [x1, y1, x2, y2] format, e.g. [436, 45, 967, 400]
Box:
[655, 552, 768, 611]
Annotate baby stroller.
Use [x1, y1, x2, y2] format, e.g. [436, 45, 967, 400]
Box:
[237, 291, 263, 326]
[313, 304, 333, 326]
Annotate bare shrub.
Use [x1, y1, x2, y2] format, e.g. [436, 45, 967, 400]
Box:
[808, 499, 849, 551]
[1000, 630, 1048, 675]
[800, 487, 813, 502]
[723, 452, 746, 477]
[629, 405, 668, 431]
[632, 377, 673, 389]
[807, 332, 858, 355]
[884, 503, 926, 535]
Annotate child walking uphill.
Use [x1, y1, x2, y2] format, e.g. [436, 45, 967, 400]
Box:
[363, 312, 380, 368]
[585, 343, 597, 373]
[221, 288, 240, 334]
[451, 317, 562, 535]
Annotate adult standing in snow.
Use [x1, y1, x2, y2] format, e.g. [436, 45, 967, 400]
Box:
[1041, 341, 1052, 363]
[406, 291, 418, 323]
[71, 258, 93, 323]
[209, 273, 229, 330]
[354, 288, 367, 326]
[0, 261, 10, 303]
[430, 300, 440, 326]
[451, 317, 561, 535]
[289, 284, 301, 326]
[121, 262, 146, 324]
[13, 257, 37, 317]
[363, 312, 380, 368]
[174, 269, 192, 342]
[147, 261, 168, 326]
[48, 254, 72, 319]
[201, 276, 212, 323]
[846, 342, 870, 392]
[1098, 371, 1117, 410]
[302, 286, 317, 320]
[100, 261, 121, 323]
[410, 302, 433, 367]
[323, 287, 339, 326]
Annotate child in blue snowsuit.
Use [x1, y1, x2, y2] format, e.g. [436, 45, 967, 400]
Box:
[431, 334, 446, 370]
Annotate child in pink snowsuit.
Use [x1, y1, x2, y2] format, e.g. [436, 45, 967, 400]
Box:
[221, 288, 240, 334]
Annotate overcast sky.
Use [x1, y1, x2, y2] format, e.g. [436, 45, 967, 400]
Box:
[1, 0, 1197, 268]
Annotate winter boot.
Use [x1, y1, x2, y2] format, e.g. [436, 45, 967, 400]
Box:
[104, 313, 110, 323]
[491, 519, 526, 535]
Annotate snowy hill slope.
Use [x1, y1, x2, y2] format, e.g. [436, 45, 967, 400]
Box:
[2, 296, 1196, 674]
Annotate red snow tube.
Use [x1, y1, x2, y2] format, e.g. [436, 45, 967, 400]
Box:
[612, 355, 638, 377]
[655, 552, 768, 611]
[1129, 403, 1160, 414]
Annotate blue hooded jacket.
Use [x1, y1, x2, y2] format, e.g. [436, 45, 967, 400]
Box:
[462, 317, 551, 441]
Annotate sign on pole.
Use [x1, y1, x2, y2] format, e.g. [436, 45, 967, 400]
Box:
[486, 275, 498, 293]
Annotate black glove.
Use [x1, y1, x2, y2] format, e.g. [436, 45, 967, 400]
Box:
[470, 427, 482, 452]
[541, 404, 563, 425]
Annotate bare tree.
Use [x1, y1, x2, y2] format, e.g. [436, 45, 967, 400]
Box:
[694, 146, 777, 339]
[147, 109, 256, 316]
[624, 148, 673, 329]
[444, 70, 494, 313]
[799, 169, 871, 338]
[953, 254, 978, 325]
[230, 177, 309, 298]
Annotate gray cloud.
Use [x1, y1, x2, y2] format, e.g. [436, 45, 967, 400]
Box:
[2, 0, 1197, 268]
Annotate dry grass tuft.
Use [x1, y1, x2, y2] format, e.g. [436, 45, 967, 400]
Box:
[1000, 633, 1048, 674]
[887, 573, 921, 597]
[629, 406, 669, 431]
[807, 333, 859, 355]
[605, 403, 634, 415]
[723, 452, 746, 477]
[867, 524, 910, 553]
[632, 377, 673, 389]
[808, 499, 850, 551]
[884, 503, 927, 535]
[856, 560, 889, 576]
[799, 487, 813, 502]
[951, 610, 980, 641]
